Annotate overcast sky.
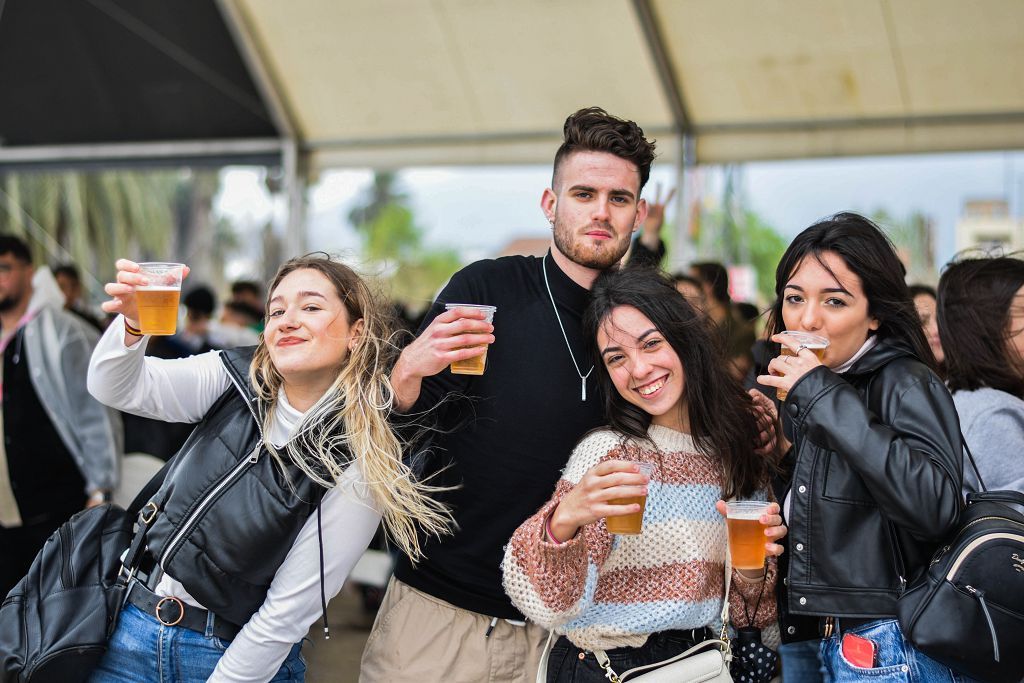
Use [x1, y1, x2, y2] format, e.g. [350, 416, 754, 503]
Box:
[216, 150, 1024, 280]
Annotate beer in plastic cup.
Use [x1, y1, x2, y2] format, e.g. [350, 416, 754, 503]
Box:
[136, 262, 185, 336]
[775, 331, 829, 401]
[726, 500, 770, 570]
[606, 463, 654, 535]
[444, 303, 496, 375]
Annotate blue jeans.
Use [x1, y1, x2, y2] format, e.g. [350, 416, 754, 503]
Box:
[779, 638, 825, 681]
[88, 604, 306, 682]
[820, 619, 978, 682]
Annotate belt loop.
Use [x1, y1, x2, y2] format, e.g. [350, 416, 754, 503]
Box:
[204, 610, 216, 638]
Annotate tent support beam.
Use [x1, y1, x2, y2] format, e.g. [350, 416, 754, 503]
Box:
[0, 138, 282, 166]
[631, 0, 692, 135]
[218, 0, 307, 259]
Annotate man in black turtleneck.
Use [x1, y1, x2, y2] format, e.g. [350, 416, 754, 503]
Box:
[360, 108, 658, 682]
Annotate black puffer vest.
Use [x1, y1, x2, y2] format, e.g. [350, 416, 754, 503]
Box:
[143, 347, 328, 626]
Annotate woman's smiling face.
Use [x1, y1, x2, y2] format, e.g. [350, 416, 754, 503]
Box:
[598, 305, 688, 431]
[264, 268, 362, 388]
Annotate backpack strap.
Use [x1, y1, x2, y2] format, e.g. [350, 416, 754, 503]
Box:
[962, 438, 988, 493]
[119, 453, 178, 581]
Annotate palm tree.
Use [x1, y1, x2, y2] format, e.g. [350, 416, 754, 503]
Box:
[0, 170, 178, 292]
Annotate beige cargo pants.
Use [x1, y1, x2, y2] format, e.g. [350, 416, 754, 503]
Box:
[359, 578, 548, 683]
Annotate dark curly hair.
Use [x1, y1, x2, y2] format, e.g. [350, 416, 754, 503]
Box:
[553, 107, 657, 192]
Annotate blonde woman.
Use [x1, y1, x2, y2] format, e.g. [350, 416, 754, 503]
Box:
[86, 255, 450, 683]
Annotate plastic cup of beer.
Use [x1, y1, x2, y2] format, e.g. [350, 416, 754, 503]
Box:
[726, 500, 770, 570]
[444, 303, 497, 375]
[606, 463, 654, 535]
[775, 331, 829, 401]
[136, 262, 185, 336]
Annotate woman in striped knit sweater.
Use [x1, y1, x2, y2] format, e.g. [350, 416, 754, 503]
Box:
[502, 267, 786, 682]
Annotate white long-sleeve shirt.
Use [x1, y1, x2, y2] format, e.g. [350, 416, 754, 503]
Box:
[88, 318, 383, 682]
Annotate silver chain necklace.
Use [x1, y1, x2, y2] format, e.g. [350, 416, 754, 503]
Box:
[542, 254, 594, 401]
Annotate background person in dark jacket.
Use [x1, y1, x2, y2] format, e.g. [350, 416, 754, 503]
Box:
[87, 254, 451, 682]
[754, 213, 964, 682]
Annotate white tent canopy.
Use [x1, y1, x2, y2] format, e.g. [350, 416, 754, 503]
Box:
[226, 0, 1024, 171]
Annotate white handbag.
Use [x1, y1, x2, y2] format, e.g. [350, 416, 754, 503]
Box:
[535, 558, 734, 683]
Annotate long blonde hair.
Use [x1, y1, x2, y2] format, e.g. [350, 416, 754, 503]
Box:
[249, 254, 451, 561]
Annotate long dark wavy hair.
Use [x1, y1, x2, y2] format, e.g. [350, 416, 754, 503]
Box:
[584, 267, 769, 499]
[938, 255, 1024, 397]
[766, 212, 936, 371]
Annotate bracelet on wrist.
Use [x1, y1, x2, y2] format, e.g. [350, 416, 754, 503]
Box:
[544, 514, 563, 545]
[124, 319, 143, 337]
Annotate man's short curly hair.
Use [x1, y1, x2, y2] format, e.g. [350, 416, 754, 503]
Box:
[552, 107, 657, 192]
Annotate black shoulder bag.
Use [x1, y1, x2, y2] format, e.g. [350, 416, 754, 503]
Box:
[891, 441, 1024, 683]
[0, 460, 172, 683]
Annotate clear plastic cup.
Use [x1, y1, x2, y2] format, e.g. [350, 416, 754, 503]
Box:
[606, 463, 655, 535]
[775, 331, 829, 400]
[136, 262, 185, 336]
[726, 500, 770, 570]
[444, 303, 497, 375]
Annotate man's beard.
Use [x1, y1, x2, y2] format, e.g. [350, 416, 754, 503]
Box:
[552, 218, 631, 271]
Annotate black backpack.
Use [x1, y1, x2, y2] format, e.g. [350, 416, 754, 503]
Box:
[0, 464, 168, 683]
[894, 443, 1024, 683]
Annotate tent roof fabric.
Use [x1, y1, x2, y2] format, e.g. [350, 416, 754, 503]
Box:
[0, 0, 276, 146]
[1, 0, 1022, 169]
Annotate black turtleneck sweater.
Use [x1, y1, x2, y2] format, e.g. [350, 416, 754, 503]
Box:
[394, 252, 605, 619]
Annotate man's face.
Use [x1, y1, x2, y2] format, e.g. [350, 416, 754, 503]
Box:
[0, 254, 33, 313]
[541, 151, 647, 270]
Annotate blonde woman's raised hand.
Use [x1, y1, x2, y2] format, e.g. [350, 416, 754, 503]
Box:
[101, 259, 190, 331]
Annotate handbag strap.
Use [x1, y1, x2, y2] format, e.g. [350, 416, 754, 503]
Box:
[119, 453, 178, 581]
[962, 436, 987, 493]
[593, 552, 735, 682]
[883, 427, 983, 591]
[535, 630, 556, 683]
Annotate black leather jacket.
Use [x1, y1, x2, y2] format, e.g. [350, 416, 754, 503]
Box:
[773, 339, 963, 642]
[144, 347, 328, 626]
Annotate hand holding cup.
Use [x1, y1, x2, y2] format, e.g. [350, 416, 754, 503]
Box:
[548, 460, 652, 542]
[715, 500, 786, 575]
[102, 259, 189, 335]
[757, 331, 828, 401]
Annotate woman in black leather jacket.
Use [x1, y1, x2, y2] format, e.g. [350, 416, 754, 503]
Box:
[755, 213, 966, 682]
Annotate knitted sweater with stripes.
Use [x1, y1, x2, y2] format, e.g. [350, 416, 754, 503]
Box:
[502, 424, 778, 652]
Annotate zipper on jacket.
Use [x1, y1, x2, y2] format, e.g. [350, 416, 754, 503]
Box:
[965, 585, 1000, 663]
[159, 366, 266, 568]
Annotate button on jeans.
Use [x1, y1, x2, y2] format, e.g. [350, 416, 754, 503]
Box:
[820, 619, 979, 682]
[88, 604, 306, 682]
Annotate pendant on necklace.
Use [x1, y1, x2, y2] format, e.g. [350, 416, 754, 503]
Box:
[581, 377, 587, 402]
